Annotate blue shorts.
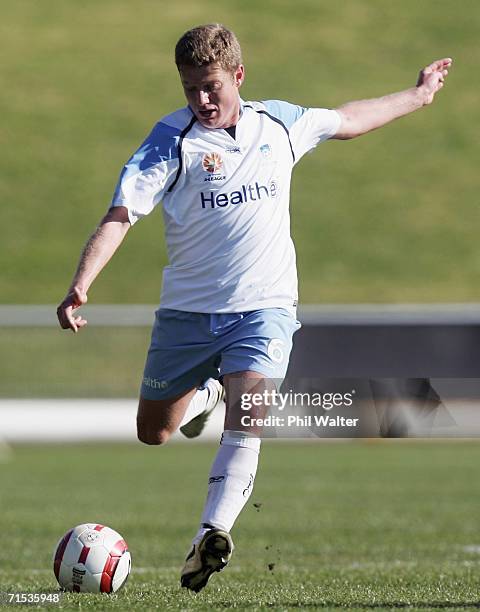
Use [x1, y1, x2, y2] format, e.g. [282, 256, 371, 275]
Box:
[141, 308, 301, 400]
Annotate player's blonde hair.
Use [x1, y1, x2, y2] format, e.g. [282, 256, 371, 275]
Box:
[175, 24, 242, 73]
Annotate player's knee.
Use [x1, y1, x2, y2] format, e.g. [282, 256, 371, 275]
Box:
[136, 422, 171, 446]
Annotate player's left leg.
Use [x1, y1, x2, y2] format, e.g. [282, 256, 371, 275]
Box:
[180, 308, 301, 592]
[191, 371, 270, 533]
[180, 371, 268, 593]
[139, 308, 225, 443]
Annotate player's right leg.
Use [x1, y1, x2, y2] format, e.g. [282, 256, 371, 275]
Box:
[136, 309, 223, 444]
[179, 378, 225, 439]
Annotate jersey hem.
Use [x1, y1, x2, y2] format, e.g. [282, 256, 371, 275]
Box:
[158, 301, 298, 316]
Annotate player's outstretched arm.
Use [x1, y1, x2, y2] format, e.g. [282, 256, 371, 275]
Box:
[56, 206, 131, 333]
[333, 58, 452, 140]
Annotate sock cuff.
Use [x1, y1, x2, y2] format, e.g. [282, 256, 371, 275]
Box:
[221, 430, 261, 452]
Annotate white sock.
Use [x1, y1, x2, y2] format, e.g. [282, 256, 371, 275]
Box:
[178, 382, 213, 428]
[192, 430, 261, 545]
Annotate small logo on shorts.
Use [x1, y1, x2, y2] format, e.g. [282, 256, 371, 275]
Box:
[267, 338, 285, 363]
[143, 376, 168, 390]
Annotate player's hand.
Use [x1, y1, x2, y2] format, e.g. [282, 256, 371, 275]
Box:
[56, 287, 88, 333]
[416, 58, 452, 105]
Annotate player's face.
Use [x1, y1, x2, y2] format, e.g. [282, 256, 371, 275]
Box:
[179, 63, 245, 129]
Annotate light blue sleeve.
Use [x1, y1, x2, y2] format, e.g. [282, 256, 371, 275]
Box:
[261, 100, 341, 163]
[110, 121, 182, 224]
[261, 99, 308, 130]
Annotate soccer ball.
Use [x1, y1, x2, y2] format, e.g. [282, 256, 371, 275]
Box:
[53, 523, 131, 593]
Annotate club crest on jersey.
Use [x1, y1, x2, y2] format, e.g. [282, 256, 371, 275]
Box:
[260, 143, 272, 157]
[202, 152, 223, 173]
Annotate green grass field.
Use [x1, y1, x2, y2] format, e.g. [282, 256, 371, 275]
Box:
[1, 441, 479, 610]
[1, 0, 480, 304]
[0, 327, 150, 397]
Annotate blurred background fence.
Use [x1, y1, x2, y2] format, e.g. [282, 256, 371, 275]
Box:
[2, 304, 480, 442]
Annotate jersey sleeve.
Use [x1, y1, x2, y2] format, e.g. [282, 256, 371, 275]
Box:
[110, 120, 181, 225]
[261, 100, 341, 164]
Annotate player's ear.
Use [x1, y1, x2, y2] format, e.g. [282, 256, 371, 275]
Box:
[234, 65, 245, 88]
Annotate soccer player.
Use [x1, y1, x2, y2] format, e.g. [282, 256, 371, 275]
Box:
[57, 24, 451, 591]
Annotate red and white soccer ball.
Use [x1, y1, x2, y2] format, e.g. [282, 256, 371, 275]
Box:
[53, 523, 131, 593]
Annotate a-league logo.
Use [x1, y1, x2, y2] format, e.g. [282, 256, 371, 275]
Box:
[202, 152, 223, 173]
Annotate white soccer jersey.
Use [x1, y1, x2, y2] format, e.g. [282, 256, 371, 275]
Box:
[111, 99, 341, 313]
